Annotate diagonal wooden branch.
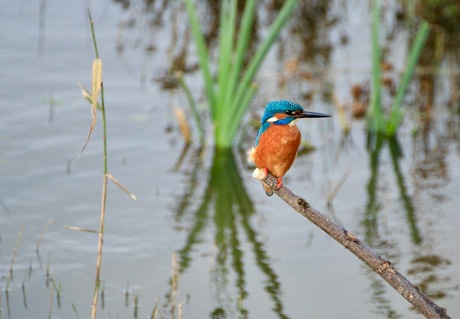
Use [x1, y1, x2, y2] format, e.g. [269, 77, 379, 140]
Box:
[253, 168, 450, 319]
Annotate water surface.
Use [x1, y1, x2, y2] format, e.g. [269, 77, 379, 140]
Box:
[1, 1, 459, 319]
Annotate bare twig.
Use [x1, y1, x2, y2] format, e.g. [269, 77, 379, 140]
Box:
[36, 218, 53, 269]
[178, 300, 185, 319]
[7, 225, 24, 289]
[150, 297, 160, 319]
[48, 276, 55, 319]
[171, 253, 179, 319]
[105, 173, 137, 200]
[64, 225, 98, 234]
[326, 167, 351, 205]
[253, 168, 450, 319]
[86, 9, 107, 319]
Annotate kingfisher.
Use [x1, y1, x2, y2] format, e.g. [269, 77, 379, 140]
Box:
[248, 100, 331, 196]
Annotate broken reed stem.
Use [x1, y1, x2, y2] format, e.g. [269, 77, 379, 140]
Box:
[253, 168, 450, 319]
[48, 278, 55, 319]
[36, 218, 53, 269]
[150, 297, 160, 319]
[171, 253, 178, 319]
[92, 173, 107, 319]
[7, 225, 25, 289]
[87, 9, 107, 319]
[178, 301, 185, 319]
[326, 167, 351, 205]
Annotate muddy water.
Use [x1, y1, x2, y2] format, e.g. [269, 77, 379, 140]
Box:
[1, 1, 459, 319]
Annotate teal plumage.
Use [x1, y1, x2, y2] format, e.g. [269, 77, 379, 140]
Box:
[249, 100, 331, 196]
[255, 100, 304, 145]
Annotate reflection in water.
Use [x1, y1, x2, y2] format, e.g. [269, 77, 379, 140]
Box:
[358, 4, 458, 314]
[363, 134, 399, 319]
[364, 130, 456, 315]
[362, 133, 416, 317]
[365, 133, 422, 245]
[112, 0, 338, 94]
[408, 254, 452, 300]
[267, 0, 336, 66]
[111, 0, 460, 317]
[364, 132, 384, 243]
[411, 20, 457, 192]
[387, 136, 422, 245]
[406, 2, 458, 303]
[171, 147, 289, 319]
[368, 273, 401, 319]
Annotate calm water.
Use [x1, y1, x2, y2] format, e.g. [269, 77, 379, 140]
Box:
[1, 1, 459, 319]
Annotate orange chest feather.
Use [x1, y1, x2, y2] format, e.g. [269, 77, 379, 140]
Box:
[253, 124, 301, 178]
[258, 124, 301, 148]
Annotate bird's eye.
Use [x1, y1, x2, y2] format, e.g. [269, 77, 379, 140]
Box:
[285, 110, 299, 116]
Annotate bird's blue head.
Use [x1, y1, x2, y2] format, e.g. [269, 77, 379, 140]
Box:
[261, 100, 304, 124]
[255, 100, 330, 146]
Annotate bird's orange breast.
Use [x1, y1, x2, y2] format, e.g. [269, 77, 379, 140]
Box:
[252, 124, 301, 179]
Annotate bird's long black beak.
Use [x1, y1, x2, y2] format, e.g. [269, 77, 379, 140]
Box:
[295, 111, 331, 118]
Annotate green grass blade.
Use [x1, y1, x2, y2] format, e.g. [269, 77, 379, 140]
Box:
[225, 83, 257, 146]
[216, 0, 237, 119]
[386, 21, 430, 135]
[224, 0, 299, 144]
[218, 0, 256, 145]
[233, 0, 298, 111]
[221, 0, 256, 110]
[369, 0, 384, 134]
[184, 0, 299, 148]
[184, 0, 216, 113]
[177, 72, 205, 144]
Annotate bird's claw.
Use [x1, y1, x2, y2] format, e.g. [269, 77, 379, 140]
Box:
[262, 167, 269, 177]
[276, 178, 283, 190]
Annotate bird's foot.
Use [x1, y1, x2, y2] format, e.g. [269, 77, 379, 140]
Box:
[276, 178, 283, 190]
[262, 167, 269, 177]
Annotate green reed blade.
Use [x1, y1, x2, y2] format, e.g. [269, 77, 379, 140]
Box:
[217, 0, 257, 146]
[184, 0, 216, 112]
[386, 21, 430, 135]
[221, 0, 256, 111]
[216, 0, 237, 122]
[185, 0, 298, 148]
[177, 72, 205, 144]
[233, 0, 298, 109]
[369, 0, 384, 134]
[224, 83, 257, 146]
[221, 0, 299, 146]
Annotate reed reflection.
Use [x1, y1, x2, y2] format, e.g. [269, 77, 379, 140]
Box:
[170, 147, 289, 319]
